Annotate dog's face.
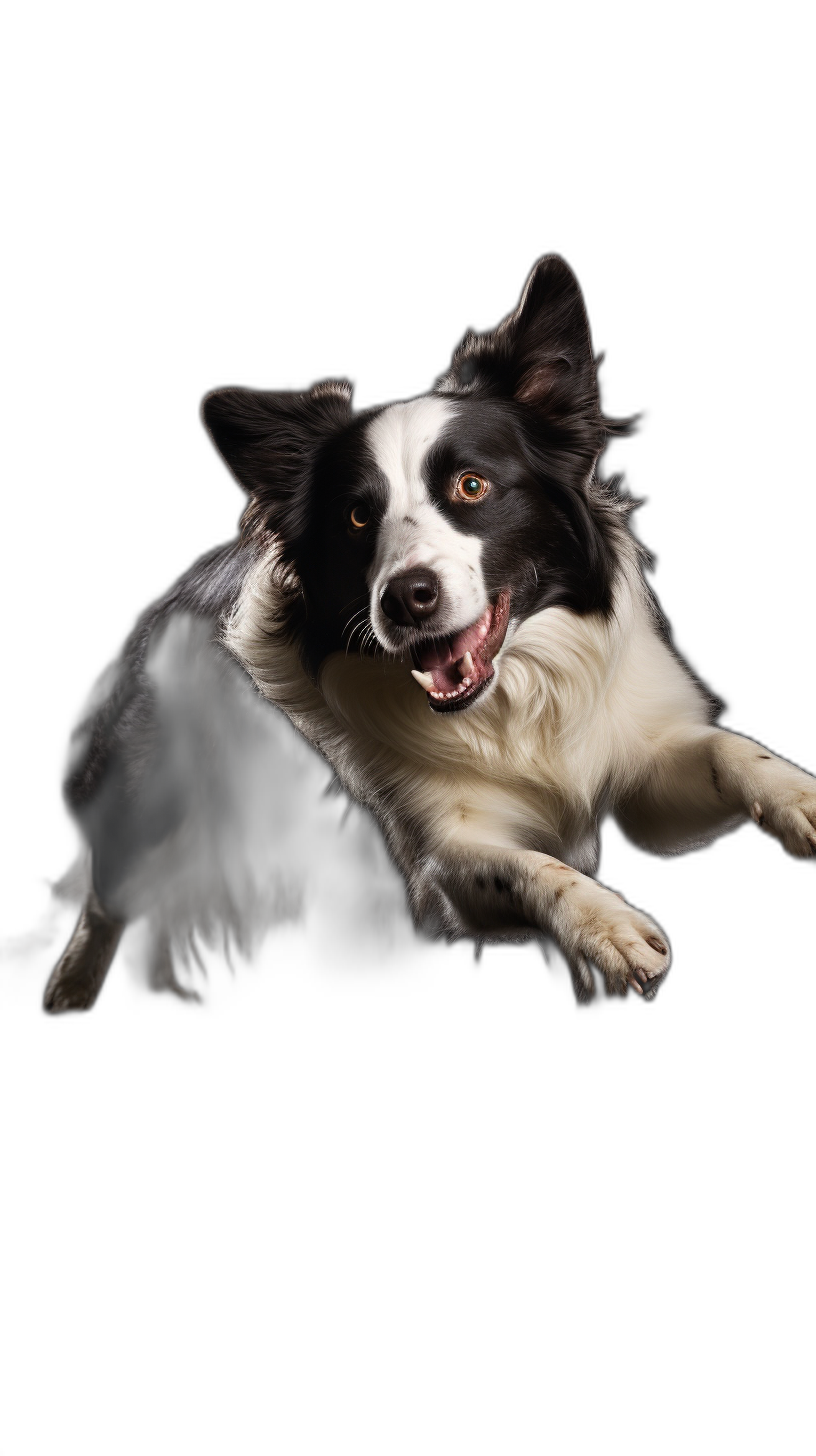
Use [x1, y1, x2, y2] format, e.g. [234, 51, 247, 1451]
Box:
[204, 255, 629, 713]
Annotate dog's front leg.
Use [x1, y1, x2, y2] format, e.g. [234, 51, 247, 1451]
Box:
[709, 731, 816, 857]
[430, 845, 671, 1001]
[617, 728, 816, 859]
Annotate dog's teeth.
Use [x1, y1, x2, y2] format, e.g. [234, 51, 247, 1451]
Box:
[458, 651, 473, 679]
[411, 669, 435, 692]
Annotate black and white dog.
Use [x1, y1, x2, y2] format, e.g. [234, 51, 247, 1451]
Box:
[45, 255, 816, 1011]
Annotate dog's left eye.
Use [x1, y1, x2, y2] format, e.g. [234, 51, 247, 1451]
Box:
[455, 473, 490, 502]
[349, 503, 370, 531]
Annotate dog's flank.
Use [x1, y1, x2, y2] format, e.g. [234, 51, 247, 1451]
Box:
[45, 254, 816, 1012]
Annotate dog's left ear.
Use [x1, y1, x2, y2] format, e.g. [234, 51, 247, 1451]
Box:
[437, 255, 632, 459]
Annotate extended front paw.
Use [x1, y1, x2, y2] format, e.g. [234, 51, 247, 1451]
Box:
[750, 781, 816, 858]
[555, 876, 671, 999]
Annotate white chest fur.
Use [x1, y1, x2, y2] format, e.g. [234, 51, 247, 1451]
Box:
[227, 547, 710, 862]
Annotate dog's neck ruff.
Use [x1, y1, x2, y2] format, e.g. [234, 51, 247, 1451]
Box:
[224, 533, 651, 803]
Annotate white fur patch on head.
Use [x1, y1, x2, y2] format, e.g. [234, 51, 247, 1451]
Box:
[366, 397, 487, 646]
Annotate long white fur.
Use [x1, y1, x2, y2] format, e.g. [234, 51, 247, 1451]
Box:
[49, 398, 816, 1013]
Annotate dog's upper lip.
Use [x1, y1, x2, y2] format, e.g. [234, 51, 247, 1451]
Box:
[409, 591, 511, 712]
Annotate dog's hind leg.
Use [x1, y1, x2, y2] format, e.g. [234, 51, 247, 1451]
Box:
[43, 892, 124, 1014]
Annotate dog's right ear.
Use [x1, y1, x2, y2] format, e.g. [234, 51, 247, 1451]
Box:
[201, 380, 353, 540]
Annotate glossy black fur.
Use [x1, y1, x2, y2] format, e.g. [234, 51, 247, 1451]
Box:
[422, 402, 618, 621]
[430, 255, 637, 628]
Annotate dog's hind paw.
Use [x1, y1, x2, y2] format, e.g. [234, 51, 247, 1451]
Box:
[43, 965, 103, 1013]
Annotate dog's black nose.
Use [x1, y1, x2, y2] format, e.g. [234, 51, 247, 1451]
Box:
[380, 570, 440, 626]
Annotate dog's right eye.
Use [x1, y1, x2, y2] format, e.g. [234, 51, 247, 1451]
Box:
[455, 472, 491, 502]
[349, 503, 370, 531]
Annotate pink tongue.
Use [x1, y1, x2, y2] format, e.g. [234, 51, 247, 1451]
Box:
[415, 606, 494, 694]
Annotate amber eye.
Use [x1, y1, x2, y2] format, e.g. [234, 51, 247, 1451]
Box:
[349, 503, 370, 530]
[455, 473, 490, 502]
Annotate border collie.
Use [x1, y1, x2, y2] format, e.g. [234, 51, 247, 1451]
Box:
[44, 255, 816, 1012]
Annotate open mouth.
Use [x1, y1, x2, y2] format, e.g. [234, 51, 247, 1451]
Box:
[409, 591, 511, 713]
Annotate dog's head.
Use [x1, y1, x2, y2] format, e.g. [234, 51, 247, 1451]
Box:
[203, 255, 631, 713]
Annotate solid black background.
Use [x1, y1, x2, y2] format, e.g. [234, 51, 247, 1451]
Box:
[4, 131, 810, 1065]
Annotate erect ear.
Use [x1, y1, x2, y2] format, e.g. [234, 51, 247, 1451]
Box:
[437, 255, 632, 458]
[201, 378, 353, 539]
